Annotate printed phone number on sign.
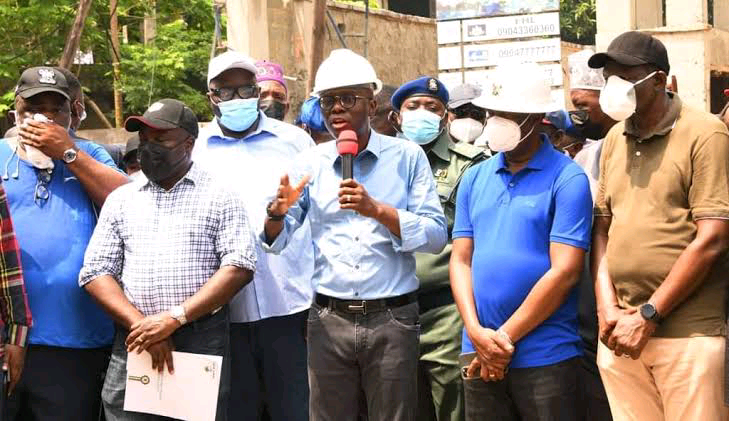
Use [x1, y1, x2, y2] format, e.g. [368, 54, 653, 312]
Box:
[496, 24, 557, 37]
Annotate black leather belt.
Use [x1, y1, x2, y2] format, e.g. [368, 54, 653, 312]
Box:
[315, 292, 417, 315]
[418, 287, 455, 314]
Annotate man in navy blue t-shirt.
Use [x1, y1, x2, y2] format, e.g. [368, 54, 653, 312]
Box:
[450, 62, 593, 421]
[1, 67, 128, 421]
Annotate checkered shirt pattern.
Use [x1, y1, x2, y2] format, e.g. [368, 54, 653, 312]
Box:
[0, 182, 32, 348]
[79, 162, 257, 316]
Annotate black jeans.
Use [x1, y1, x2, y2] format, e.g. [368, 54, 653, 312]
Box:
[7, 345, 110, 421]
[307, 301, 420, 421]
[102, 307, 231, 421]
[463, 357, 580, 421]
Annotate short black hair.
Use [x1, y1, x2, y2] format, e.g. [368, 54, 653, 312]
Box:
[375, 85, 397, 116]
[53, 67, 82, 101]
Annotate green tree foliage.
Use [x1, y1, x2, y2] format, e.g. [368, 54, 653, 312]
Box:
[0, 0, 216, 124]
[560, 0, 596, 45]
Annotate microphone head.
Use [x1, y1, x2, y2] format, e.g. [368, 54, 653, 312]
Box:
[336, 129, 359, 155]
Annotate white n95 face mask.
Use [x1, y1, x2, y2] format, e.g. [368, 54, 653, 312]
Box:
[484, 115, 534, 153]
[449, 118, 484, 143]
[599, 71, 657, 122]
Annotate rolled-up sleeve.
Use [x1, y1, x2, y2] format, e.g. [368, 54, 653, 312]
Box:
[391, 147, 447, 254]
[216, 191, 257, 271]
[79, 192, 124, 287]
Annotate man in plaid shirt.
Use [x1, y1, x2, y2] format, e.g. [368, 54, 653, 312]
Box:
[0, 182, 32, 396]
[80, 99, 256, 421]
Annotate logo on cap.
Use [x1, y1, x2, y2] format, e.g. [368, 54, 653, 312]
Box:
[428, 78, 438, 92]
[38, 68, 57, 85]
[148, 102, 164, 112]
[492, 83, 502, 97]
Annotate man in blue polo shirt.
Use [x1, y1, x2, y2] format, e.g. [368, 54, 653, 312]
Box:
[0, 66, 128, 420]
[194, 51, 315, 421]
[450, 62, 592, 421]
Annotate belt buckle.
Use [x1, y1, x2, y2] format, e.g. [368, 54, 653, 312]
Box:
[347, 300, 367, 315]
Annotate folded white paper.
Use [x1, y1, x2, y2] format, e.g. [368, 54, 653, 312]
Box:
[124, 351, 223, 421]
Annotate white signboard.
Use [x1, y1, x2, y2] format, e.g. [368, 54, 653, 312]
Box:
[464, 62, 562, 87]
[438, 72, 465, 91]
[462, 12, 559, 42]
[437, 21, 462, 44]
[438, 46, 463, 70]
[463, 37, 560, 68]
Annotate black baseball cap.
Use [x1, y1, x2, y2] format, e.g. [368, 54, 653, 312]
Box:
[124, 99, 199, 138]
[588, 31, 670, 74]
[15, 67, 71, 100]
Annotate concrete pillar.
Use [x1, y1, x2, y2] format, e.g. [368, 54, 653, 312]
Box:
[226, 0, 270, 58]
[714, 0, 729, 31]
[665, 0, 707, 27]
[596, 0, 635, 34]
[635, 0, 662, 29]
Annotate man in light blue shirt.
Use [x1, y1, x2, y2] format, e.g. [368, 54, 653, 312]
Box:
[194, 51, 315, 421]
[263, 49, 447, 421]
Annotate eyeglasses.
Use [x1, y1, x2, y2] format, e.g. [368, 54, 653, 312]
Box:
[319, 95, 371, 112]
[34, 169, 52, 206]
[209, 85, 260, 102]
[568, 110, 589, 126]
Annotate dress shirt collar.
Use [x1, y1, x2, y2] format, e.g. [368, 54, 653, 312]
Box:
[138, 161, 202, 191]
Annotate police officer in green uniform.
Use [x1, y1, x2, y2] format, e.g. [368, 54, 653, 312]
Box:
[390, 77, 487, 421]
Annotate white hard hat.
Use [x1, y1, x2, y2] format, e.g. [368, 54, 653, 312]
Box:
[569, 49, 606, 91]
[312, 49, 383, 96]
[473, 62, 561, 114]
[207, 50, 258, 85]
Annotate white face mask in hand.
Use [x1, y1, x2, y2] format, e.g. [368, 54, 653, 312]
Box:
[17, 114, 54, 170]
[449, 118, 484, 143]
[484, 115, 535, 153]
[599, 71, 657, 121]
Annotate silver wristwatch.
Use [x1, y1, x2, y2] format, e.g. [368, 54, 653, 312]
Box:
[170, 305, 187, 326]
[62, 147, 78, 164]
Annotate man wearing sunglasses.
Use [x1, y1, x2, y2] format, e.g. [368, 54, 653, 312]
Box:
[262, 48, 447, 421]
[194, 51, 315, 421]
[0, 66, 128, 421]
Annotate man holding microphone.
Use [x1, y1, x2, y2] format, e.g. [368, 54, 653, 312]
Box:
[261, 49, 448, 421]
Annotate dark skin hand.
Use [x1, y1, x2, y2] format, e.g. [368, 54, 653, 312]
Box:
[208, 68, 261, 139]
[14, 93, 128, 205]
[265, 84, 403, 242]
[4, 345, 25, 395]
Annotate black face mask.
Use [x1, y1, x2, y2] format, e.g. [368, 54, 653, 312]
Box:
[569, 110, 605, 140]
[259, 99, 287, 121]
[138, 140, 189, 184]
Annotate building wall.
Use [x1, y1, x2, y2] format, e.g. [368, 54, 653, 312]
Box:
[228, 0, 437, 121]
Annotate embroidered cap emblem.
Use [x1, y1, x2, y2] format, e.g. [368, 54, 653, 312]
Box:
[427, 78, 438, 92]
[38, 68, 57, 85]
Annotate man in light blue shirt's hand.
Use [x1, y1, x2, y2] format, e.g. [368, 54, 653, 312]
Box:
[262, 49, 448, 421]
[194, 51, 316, 421]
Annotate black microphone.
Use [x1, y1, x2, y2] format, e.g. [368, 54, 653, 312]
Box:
[336, 129, 358, 180]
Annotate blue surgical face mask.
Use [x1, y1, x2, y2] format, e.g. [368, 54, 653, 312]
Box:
[217, 98, 259, 132]
[401, 108, 444, 145]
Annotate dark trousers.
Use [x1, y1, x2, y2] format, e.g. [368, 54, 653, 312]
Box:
[463, 357, 581, 421]
[7, 344, 110, 421]
[102, 307, 230, 421]
[578, 353, 612, 421]
[307, 301, 420, 421]
[227, 311, 309, 421]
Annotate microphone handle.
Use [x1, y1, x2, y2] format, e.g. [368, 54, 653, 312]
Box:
[342, 154, 354, 180]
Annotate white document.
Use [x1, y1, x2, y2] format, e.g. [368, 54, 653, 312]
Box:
[124, 351, 223, 421]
